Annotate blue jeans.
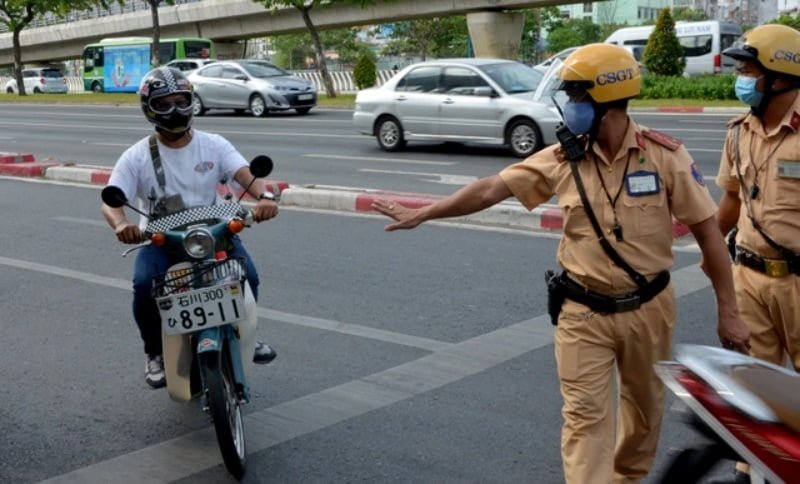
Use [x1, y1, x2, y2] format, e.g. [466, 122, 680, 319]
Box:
[132, 236, 259, 356]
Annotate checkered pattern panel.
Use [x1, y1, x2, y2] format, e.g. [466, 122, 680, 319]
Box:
[145, 203, 244, 234]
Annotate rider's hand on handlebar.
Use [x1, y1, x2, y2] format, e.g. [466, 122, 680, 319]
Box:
[252, 199, 278, 223]
[115, 222, 143, 245]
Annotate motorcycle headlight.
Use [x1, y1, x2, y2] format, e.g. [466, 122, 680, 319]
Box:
[183, 228, 215, 259]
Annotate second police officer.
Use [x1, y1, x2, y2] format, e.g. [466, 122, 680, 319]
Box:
[373, 44, 751, 483]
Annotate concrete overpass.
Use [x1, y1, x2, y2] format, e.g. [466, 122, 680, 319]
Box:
[0, 0, 572, 67]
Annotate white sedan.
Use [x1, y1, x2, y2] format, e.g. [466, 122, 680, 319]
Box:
[354, 58, 562, 157]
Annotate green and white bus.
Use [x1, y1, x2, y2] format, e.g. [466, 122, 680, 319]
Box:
[82, 37, 215, 93]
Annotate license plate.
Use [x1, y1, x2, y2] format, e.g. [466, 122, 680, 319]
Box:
[298, 94, 313, 101]
[157, 282, 245, 336]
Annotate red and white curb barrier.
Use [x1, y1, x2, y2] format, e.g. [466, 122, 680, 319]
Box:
[1, 158, 690, 236]
[0, 151, 58, 176]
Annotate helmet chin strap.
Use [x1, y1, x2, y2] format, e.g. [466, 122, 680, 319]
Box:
[753, 73, 796, 117]
[156, 126, 190, 142]
[586, 102, 609, 152]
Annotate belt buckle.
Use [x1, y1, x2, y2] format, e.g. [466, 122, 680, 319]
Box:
[614, 295, 641, 312]
[764, 259, 789, 277]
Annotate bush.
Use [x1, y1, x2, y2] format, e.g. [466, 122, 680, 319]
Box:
[353, 54, 377, 90]
[643, 9, 686, 76]
[641, 74, 736, 99]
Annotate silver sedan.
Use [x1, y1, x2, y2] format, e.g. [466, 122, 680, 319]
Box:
[188, 60, 317, 117]
[353, 58, 562, 157]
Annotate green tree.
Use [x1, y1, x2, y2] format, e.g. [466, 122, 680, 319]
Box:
[643, 8, 685, 76]
[0, 0, 115, 95]
[771, 12, 800, 30]
[270, 28, 372, 69]
[353, 52, 376, 89]
[671, 7, 708, 21]
[252, 0, 390, 98]
[142, 0, 176, 67]
[518, 7, 560, 63]
[382, 16, 468, 60]
[546, 18, 602, 53]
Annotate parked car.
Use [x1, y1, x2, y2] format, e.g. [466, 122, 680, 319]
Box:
[4, 67, 68, 94]
[187, 60, 317, 117]
[353, 58, 561, 157]
[165, 58, 216, 74]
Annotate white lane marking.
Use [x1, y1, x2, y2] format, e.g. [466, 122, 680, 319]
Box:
[90, 142, 132, 147]
[0, 109, 351, 123]
[687, 148, 723, 153]
[41, 263, 711, 483]
[0, 120, 364, 139]
[359, 168, 478, 185]
[303, 153, 457, 166]
[0, 255, 448, 352]
[52, 216, 107, 227]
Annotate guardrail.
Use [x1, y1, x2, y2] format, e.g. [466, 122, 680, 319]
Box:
[0, 70, 399, 94]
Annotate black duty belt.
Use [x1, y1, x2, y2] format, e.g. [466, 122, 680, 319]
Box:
[558, 270, 671, 314]
[735, 246, 800, 278]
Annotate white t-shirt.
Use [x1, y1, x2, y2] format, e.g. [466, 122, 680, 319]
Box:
[108, 130, 248, 228]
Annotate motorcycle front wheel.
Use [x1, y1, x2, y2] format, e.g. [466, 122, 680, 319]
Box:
[200, 345, 247, 478]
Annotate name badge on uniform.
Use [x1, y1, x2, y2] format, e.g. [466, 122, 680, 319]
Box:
[626, 170, 660, 196]
[778, 160, 800, 179]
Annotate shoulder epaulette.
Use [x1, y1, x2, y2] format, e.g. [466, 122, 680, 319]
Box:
[727, 112, 748, 128]
[641, 129, 682, 151]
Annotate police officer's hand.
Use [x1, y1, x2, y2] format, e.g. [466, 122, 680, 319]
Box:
[372, 199, 423, 231]
[718, 313, 751, 354]
[115, 222, 143, 245]
[253, 199, 278, 223]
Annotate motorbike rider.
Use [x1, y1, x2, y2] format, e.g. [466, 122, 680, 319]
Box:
[713, 23, 800, 484]
[101, 67, 278, 389]
[373, 44, 750, 483]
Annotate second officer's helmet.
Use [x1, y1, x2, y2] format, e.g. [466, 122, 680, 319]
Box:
[557, 43, 642, 103]
[139, 67, 194, 134]
[722, 24, 800, 79]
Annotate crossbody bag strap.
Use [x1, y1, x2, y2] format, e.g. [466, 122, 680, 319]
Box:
[149, 134, 167, 194]
[732, 125, 797, 259]
[568, 160, 648, 288]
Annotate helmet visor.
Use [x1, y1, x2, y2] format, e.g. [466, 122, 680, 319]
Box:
[149, 92, 193, 116]
[723, 37, 758, 61]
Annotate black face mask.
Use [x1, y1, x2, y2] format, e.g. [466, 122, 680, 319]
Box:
[157, 111, 192, 132]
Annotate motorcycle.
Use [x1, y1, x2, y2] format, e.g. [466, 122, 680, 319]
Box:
[655, 344, 800, 484]
[101, 156, 275, 478]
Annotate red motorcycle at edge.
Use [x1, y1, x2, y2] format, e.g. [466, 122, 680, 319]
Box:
[655, 344, 800, 484]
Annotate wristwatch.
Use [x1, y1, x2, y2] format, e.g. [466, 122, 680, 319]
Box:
[258, 191, 276, 201]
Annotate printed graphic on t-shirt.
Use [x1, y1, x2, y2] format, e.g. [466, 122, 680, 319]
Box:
[195, 161, 215, 173]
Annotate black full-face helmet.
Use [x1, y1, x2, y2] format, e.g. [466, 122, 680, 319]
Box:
[139, 67, 194, 135]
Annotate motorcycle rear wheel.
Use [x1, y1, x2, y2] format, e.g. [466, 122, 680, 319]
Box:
[200, 345, 247, 478]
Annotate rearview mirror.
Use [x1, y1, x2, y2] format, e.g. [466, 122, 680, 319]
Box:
[474, 87, 495, 97]
[249, 156, 273, 178]
[101, 186, 128, 208]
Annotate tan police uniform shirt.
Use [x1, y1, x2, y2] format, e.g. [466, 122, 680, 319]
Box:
[500, 117, 717, 295]
[716, 93, 800, 257]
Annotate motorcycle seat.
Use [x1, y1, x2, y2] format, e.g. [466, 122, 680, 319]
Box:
[731, 366, 800, 434]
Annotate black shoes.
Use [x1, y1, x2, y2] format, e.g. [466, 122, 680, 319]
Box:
[253, 341, 277, 364]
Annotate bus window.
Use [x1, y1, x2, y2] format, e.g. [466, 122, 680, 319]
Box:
[184, 41, 213, 58]
[158, 42, 177, 63]
[679, 34, 712, 57]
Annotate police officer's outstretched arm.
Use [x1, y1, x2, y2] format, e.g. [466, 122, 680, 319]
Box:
[372, 175, 513, 231]
[690, 216, 751, 353]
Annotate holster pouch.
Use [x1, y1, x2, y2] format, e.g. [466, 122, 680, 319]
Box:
[726, 227, 738, 261]
[545, 270, 566, 326]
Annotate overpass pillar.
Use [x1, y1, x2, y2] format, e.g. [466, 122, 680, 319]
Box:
[466, 11, 524, 60]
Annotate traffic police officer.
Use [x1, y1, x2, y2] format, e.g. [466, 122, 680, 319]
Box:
[715, 24, 800, 484]
[373, 44, 750, 483]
